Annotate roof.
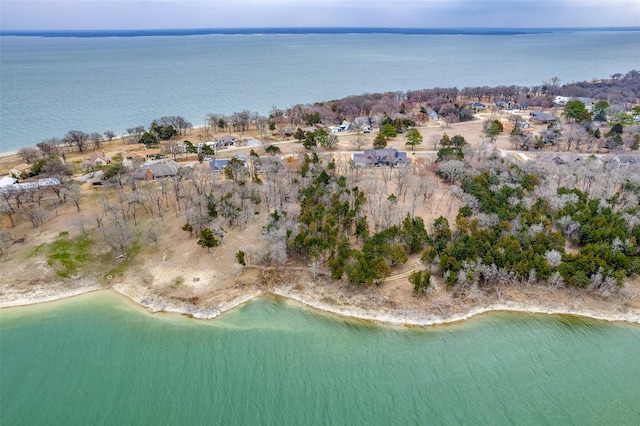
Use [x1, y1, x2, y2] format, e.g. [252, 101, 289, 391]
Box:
[38, 178, 61, 187]
[426, 109, 439, 120]
[215, 136, 238, 143]
[0, 176, 18, 187]
[244, 139, 262, 147]
[354, 148, 412, 167]
[530, 111, 558, 122]
[0, 178, 60, 193]
[614, 155, 639, 164]
[77, 170, 104, 182]
[209, 159, 229, 171]
[132, 160, 179, 180]
[90, 151, 110, 163]
[10, 163, 31, 172]
[353, 117, 371, 127]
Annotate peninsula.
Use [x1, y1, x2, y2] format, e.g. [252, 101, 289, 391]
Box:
[2, 72, 640, 326]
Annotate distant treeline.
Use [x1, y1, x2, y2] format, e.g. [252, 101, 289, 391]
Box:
[267, 70, 640, 130]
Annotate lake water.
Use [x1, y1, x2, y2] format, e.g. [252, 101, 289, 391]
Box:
[1, 29, 640, 153]
[2, 291, 640, 424]
[3, 30, 640, 423]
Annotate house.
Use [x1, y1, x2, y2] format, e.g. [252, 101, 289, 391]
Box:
[352, 148, 411, 168]
[123, 148, 162, 168]
[504, 114, 531, 130]
[554, 96, 570, 106]
[132, 160, 179, 180]
[552, 155, 584, 165]
[576, 97, 593, 110]
[90, 151, 111, 166]
[493, 100, 511, 110]
[425, 108, 440, 121]
[353, 116, 373, 132]
[77, 170, 105, 185]
[244, 139, 262, 147]
[37, 178, 61, 189]
[9, 163, 32, 179]
[0, 176, 17, 188]
[81, 151, 112, 171]
[300, 126, 320, 134]
[215, 136, 238, 147]
[530, 111, 558, 124]
[209, 159, 229, 173]
[1, 182, 37, 194]
[339, 120, 352, 132]
[0, 178, 60, 194]
[470, 102, 486, 109]
[614, 155, 639, 166]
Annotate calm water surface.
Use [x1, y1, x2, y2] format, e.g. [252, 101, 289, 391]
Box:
[2, 291, 640, 424]
[2, 30, 639, 152]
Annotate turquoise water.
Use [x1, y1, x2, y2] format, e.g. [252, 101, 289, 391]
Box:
[2, 30, 640, 152]
[2, 291, 640, 424]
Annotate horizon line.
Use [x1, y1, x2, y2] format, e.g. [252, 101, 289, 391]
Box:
[2, 26, 640, 37]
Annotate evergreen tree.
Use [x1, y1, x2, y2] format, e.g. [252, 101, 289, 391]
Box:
[197, 228, 219, 252]
[404, 128, 423, 150]
[373, 133, 387, 149]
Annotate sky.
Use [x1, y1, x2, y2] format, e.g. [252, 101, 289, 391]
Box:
[1, 0, 639, 31]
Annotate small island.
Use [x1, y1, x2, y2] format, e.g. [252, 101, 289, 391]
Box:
[1, 71, 640, 325]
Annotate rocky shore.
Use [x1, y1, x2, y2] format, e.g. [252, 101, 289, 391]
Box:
[2, 265, 639, 327]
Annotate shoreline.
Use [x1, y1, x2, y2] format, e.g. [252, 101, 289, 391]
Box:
[2, 281, 639, 327]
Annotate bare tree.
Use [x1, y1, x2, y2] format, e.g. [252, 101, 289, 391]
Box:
[101, 218, 134, 257]
[563, 123, 587, 152]
[309, 256, 320, 280]
[37, 138, 61, 157]
[62, 183, 83, 212]
[269, 240, 288, 266]
[62, 130, 90, 153]
[140, 220, 161, 247]
[254, 114, 268, 138]
[23, 205, 49, 229]
[18, 147, 40, 164]
[351, 136, 366, 150]
[71, 215, 87, 236]
[158, 116, 193, 135]
[89, 132, 103, 150]
[126, 126, 146, 144]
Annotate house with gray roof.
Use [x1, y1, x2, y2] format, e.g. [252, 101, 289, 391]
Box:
[613, 155, 640, 166]
[353, 116, 373, 132]
[215, 136, 238, 147]
[352, 148, 411, 168]
[425, 108, 440, 121]
[530, 111, 558, 123]
[133, 160, 179, 180]
[209, 159, 229, 173]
